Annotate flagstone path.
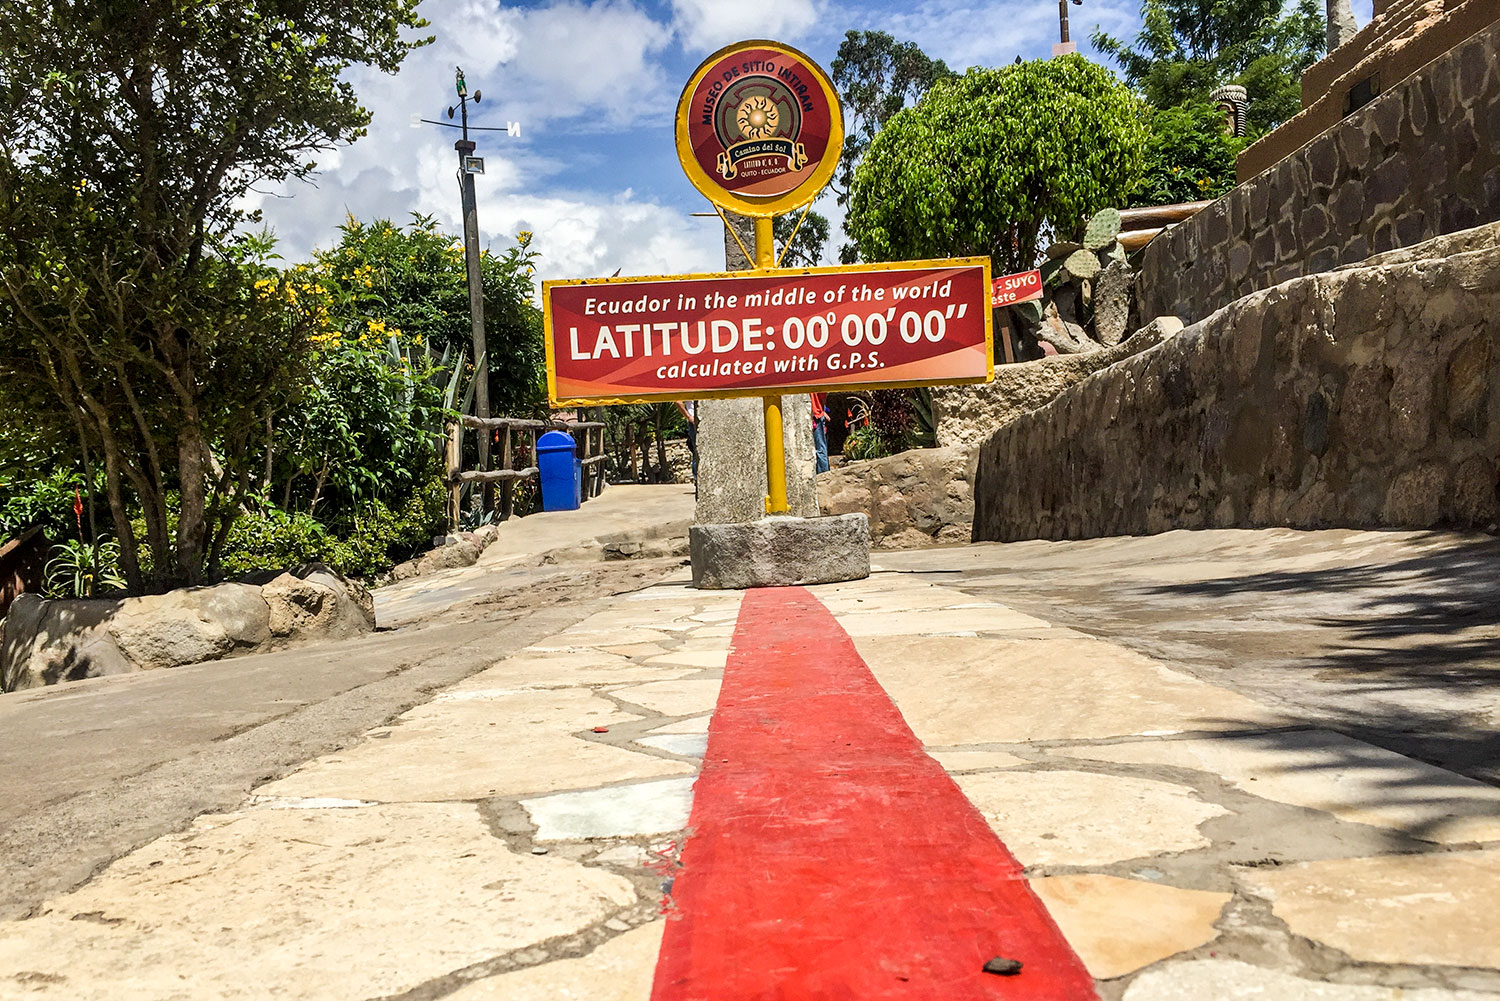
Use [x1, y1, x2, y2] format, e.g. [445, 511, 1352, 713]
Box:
[1, 534, 1498, 999]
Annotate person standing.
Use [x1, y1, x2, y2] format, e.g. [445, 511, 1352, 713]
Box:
[810, 392, 830, 474]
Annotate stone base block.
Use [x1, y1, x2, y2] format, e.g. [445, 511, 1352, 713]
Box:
[690, 514, 870, 590]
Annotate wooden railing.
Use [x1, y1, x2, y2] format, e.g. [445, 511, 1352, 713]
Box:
[1118, 200, 1212, 251]
[444, 416, 607, 529]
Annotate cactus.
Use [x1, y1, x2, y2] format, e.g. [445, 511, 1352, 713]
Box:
[1082, 207, 1122, 250]
[1062, 248, 1100, 280]
[1014, 205, 1134, 355]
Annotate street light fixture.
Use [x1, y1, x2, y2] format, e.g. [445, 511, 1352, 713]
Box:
[1056, 0, 1083, 56]
[408, 66, 524, 518]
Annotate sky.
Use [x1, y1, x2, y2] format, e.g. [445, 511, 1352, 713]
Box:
[250, 0, 1377, 284]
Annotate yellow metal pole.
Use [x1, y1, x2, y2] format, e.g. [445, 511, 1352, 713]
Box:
[754, 217, 789, 514]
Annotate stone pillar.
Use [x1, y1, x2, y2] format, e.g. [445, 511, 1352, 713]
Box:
[693, 212, 820, 524]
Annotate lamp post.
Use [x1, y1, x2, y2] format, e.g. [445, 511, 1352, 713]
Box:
[411, 68, 523, 519]
[451, 68, 492, 513]
[1055, 0, 1083, 56]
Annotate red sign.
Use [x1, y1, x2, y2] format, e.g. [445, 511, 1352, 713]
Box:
[990, 269, 1043, 307]
[544, 260, 993, 405]
[676, 41, 842, 214]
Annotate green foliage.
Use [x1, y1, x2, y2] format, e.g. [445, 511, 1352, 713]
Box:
[599, 403, 688, 484]
[0, 0, 430, 591]
[840, 424, 890, 462]
[217, 479, 444, 579]
[311, 216, 545, 417]
[44, 538, 126, 598]
[1083, 208, 1124, 250]
[264, 329, 447, 530]
[830, 30, 955, 262]
[1132, 102, 1247, 205]
[773, 210, 831, 268]
[1041, 208, 1128, 339]
[846, 58, 1147, 274]
[0, 463, 95, 545]
[246, 214, 542, 565]
[1092, 0, 1325, 136]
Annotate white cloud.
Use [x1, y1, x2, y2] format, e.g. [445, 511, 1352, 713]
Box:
[477, 186, 725, 283]
[253, 0, 694, 276]
[670, 0, 822, 53]
[505, 0, 675, 127]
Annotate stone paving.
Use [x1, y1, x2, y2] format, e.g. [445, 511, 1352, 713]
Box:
[1, 537, 1497, 999]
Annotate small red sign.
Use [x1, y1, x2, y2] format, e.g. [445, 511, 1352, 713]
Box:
[990, 269, 1043, 307]
[544, 260, 993, 405]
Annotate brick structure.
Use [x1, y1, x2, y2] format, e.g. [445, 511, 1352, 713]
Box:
[1137, 18, 1500, 325]
[1239, 0, 1499, 182]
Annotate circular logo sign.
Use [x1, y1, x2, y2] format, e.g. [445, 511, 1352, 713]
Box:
[675, 39, 843, 217]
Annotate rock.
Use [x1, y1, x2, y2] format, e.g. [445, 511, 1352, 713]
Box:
[982, 958, 1022, 976]
[1094, 260, 1132, 347]
[0, 591, 133, 692]
[602, 541, 644, 560]
[472, 524, 499, 548]
[415, 540, 479, 575]
[696, 396, 819, 524]
[875, 528, 936, 550]
[972, 237, 1500, 541]
[110, 584, 270, 670]
[818, 446, 975, 546]
[690, 514, 870, 589]
[1, 582, 279, 692]
[936, 524, 972, 543]
[1, 568, 373, 692]
[1039, 301, 1101, 354]
[262, 565, 375, 641]
[392, 560, 421, 581]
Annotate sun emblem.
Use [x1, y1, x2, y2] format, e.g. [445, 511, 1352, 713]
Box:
[735, 96, 780, 140]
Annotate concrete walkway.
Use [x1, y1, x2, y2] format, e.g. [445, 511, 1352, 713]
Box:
[375, 483, 695, 627]
[0, 528, 1496, 999]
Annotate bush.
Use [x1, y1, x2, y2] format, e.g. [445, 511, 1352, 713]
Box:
[842, 425, 891, 462]
[1131, 102, 1246, 206]
[217, 478, 445, 580]
[847, 57, 1146, 272]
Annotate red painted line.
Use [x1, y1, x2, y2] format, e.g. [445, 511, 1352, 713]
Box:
[652, 587, 1096, 1001]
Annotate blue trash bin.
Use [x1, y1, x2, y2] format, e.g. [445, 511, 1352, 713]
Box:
[536, 431, 580, 512]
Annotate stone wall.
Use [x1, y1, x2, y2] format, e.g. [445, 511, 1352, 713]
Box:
[1239, 0, 1498, 182]
[817, 447, 975, 548]
[974, 236, 1500, 542]
[931, 318, 1183, 449]
[1, 566, 374, 692]
[1138, 18, 1500, 325]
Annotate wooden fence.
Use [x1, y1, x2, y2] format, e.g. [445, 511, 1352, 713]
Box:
[444, 416, 607, 529]
[0, 526, 46, 618]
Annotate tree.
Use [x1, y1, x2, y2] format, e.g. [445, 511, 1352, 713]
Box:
[0, 1, 429, 590]
[1093, 0, 1325, 136]
[846, 57, 1147, 275]
[311, 216, 545, 417]
[773, 210, 830, 268]
[1132, 102, 1247, 206]
[830, 31, 955, 262]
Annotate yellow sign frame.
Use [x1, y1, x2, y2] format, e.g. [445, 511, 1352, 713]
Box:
[674, 39, 845, 218]
[543, 256, 994, 407]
